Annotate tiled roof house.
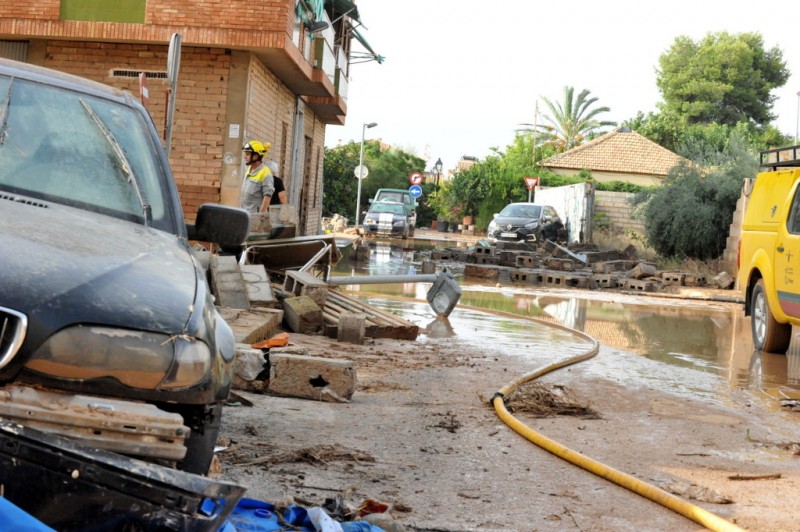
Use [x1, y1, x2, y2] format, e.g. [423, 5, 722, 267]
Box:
[541, 128, 687, 186]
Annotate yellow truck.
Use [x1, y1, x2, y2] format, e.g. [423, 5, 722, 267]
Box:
[738, 145, 800, 353]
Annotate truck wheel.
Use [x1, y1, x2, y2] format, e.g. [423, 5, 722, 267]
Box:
[751, 279, 792, 353]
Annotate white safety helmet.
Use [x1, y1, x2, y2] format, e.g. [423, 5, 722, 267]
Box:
[266, 161, 280, 176]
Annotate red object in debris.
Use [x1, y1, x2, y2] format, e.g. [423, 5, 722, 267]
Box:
[251, 332, 289, 349]
[357, 498, 390, 517]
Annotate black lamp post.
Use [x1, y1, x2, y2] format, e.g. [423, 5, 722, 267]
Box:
[433, 158, 443, 187]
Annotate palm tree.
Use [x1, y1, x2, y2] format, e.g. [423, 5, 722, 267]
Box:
[538, 86, 617, 151]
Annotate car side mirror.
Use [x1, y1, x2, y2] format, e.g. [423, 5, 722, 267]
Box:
[368, 198, 374, 204]
[187, 203, 249, 249]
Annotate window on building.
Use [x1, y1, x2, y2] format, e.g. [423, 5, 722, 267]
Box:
[61, 0, 146, 23]
[0, 41, 28, 62]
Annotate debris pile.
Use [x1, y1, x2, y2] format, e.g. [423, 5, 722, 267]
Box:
[427, 240, 735, 294]
[504, 382, 601, 419]
[321, 214, 352, 234]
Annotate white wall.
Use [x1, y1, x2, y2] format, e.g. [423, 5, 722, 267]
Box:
[535, 182, 594, 243]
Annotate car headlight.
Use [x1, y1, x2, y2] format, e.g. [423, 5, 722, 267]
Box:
[488, 221, 498, 232]
[364, 217, 376, 224]
[25, 326, 211, 390]
[393, 219, 407, 227]
[524, 221, 539, 230]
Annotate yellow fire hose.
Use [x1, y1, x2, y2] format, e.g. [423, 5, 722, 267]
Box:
[489, 313, 746, 532]
[348, 291, 746, 530]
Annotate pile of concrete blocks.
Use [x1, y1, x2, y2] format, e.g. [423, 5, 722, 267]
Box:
[428, 240, 735, 294]
[202, 250, 358, 401]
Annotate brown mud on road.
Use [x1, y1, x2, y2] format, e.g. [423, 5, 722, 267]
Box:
[216, 292, 800, 532]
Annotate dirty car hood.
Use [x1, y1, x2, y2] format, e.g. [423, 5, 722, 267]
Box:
[493, 215, 538, 228]
[0, 199, 197, 337]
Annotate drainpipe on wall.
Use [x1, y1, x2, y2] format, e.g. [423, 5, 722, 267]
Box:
[289, 98, 306, 208]
[584, 181, 595, 243]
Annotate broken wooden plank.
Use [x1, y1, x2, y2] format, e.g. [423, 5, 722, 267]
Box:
[323, 289, 419, 340]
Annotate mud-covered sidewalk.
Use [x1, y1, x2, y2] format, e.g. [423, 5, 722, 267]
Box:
[216, 293, 800, 531]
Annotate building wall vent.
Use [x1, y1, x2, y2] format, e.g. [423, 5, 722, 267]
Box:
[111, 70, 168, 79]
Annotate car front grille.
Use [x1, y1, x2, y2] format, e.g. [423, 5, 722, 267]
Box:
[0, 307, 27, 370]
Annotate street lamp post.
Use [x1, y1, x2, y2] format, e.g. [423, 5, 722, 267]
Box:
[795, 90, 800, 146]
[433, 158, 443, 187]
[355, 122, 377, 228]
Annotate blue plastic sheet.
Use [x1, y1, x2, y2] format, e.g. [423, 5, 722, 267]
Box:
[220, 498, 385, 532]
[0, 497, 55, 532]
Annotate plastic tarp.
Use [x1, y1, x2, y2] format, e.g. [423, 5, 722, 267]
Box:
[0, 498, 55, 532]
[296, 0, 324, 23]
[326, 0, 360, 22]
[220, 498, 385, 531]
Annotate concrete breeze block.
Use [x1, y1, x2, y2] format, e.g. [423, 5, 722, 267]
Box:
[283, 295, 323, 334]
[337, 312, 366, 345]
[268, 353, 356, 402]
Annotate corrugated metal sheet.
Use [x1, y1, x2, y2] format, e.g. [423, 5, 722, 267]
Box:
[0, 41, 28, 62]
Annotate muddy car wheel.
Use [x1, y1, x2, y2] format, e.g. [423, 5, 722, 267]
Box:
[175, 403, 223, 475]
[751, 279, 791, 354]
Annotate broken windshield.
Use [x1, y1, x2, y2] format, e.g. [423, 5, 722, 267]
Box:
[0, 75, 168, 227]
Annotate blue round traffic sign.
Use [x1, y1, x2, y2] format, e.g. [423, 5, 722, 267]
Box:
[409, 185, 423, 198]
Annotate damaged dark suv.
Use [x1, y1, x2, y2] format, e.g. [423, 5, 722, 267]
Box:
[486, 202, 565, 244]
[0, 59, 248, 474]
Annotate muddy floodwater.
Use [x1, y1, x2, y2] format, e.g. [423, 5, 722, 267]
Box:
[333, 238, 800, 407]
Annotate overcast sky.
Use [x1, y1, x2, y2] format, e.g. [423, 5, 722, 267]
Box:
[323, 0, 800, 173]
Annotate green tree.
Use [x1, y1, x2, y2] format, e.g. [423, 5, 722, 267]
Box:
[623, 111, 686, 152]
[537, 86, 617, 151]
[634, 134, 757, 259]
[322, 141, 361, 220]
[657, 32, 789, 126]
[323, 141, 426, 225]
[624, 111, 792, 155]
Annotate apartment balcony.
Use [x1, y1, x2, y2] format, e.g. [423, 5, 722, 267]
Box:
[303, 34, 347, 124]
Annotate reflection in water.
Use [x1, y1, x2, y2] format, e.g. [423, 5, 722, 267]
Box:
[362, 296, 592, 365]
[335, 239, 800, 398]
[422, 316, 455, 338]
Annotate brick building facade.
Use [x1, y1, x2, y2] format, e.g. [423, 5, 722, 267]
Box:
[0, 0, 358, 235]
